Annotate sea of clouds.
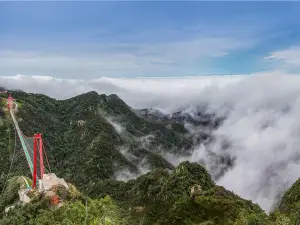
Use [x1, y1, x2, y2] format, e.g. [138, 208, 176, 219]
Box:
[2, 72, 300, 212]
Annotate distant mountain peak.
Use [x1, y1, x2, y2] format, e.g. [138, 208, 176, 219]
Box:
[0, 86, 7, 92]
[83, 91, 99, 96]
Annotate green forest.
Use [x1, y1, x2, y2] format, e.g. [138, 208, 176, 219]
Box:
[0, 91, 300, 224]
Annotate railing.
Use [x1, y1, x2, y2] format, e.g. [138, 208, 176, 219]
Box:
[9, 108, 34, 174]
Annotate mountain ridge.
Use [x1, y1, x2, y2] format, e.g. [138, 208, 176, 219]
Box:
[1, 90, 300, 224]
[0, 91, 196, 189]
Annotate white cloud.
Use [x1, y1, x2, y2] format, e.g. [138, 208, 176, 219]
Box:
[177, 73, 300, 212]
[0, 74, 243, 110]
[0, 36, 251, 78]
[106, 117, 125, 134]
[266, 46, 300, 64]
[265, 46, 300, 72]
[3, 72, 300, 212]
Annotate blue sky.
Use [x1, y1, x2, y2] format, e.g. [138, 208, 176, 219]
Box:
[1, 1, 300, 78]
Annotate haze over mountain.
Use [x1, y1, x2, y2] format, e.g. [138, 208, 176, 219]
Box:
[2, 73, 300, 214]
[2, 75, 300, 223]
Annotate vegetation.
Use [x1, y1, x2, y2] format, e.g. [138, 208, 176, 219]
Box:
[0, 179, 125, 225]
[2, 162, 300, 224]
[1, 91, 300, 224]
[0, 162, 265, 224]
[88, 161, 265, 224]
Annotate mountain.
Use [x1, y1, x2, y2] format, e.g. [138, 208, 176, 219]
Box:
[0, 91, 196, 192]
[135, 107, 226, 154]
[0, 87, 6, 92]
[2, 161, 299, 224]
[1, 90, 300, 224]
[135, 107, 225, 129]
[0, 162, 268, 224]
[0, 175, 126, 224]
[87, 161, 268, 225]
[273, 178, 300, 223]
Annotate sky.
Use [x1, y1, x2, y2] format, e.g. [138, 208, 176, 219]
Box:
[2, 1, 300, 78]
[3, 1, 300, 212]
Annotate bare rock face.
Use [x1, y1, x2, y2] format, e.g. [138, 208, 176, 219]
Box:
[130, 206, 145, 215]
[77, 120, 85, 126]
[190, 184, 202, 199]
[39, 173, 68, 192]
[37, 173, 69, 208]
[18, 189, 31, 204]
[4, 205, 15, 213]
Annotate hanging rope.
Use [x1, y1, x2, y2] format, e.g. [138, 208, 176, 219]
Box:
[41, 142, 52, 174]
[9, 109, 33, 174]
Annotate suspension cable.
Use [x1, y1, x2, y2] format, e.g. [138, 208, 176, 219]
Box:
[41, 142, 52, 174]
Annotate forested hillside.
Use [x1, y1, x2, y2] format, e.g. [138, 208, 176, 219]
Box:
[1, 91, 194, 190]
[0, 91, 300, 224]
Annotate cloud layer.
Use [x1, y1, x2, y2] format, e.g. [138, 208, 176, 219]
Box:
[2, 72, 300, 212]
[0, 74, 243, 110]
[265, 46, 300, 73]
[0, 35, 250, 78]
[181, 73, 300, 212]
